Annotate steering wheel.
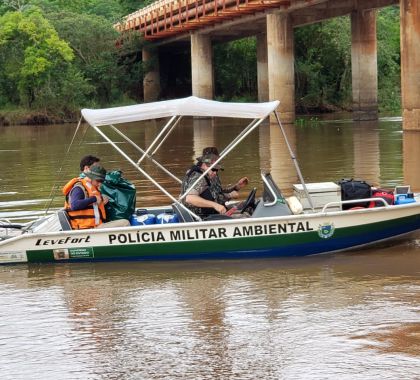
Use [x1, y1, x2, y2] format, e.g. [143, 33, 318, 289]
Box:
[239, 187, 257, 214]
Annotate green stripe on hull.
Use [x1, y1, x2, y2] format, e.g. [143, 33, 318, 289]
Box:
[25, 214, 419, 263]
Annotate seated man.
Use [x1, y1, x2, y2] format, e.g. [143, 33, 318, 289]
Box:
[201, 147, 248, 205]
[63, 165, 130, 229]
[79, 155, 100, 178]
[180, 153, 226, 218]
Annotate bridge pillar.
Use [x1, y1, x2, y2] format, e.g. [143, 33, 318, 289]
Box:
[267, 13, 295, 124]
[401, 0, 420, 131]
[142, 47, 161, 102]
[351, 9, 378, 121]
[257, 33, 269, 102]
[191, 34, 214, 99]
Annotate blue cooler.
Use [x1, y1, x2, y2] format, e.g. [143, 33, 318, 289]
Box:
[394, 193, 416, 205]
[130, 213, 156, 226]
[156, 213, 179, 224]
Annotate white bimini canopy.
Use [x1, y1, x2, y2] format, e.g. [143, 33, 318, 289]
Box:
[81, 96, 280, 127]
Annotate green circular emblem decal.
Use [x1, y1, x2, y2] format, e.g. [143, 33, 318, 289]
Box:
[318, 223, 335, 239]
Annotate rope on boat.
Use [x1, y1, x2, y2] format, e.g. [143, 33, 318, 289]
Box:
[44, 116, 86, 215]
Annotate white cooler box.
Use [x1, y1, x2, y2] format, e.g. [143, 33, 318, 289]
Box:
[293, 182, 341, 212]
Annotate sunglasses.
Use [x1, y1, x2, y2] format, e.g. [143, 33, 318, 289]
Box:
[211, 168, 219, 172]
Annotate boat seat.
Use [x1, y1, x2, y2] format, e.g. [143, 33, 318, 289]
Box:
[57, 210, 72, 231]
[172, 203, 196, 223]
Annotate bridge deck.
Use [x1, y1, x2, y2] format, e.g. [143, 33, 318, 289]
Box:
[117, 0, 398, 42]
[117, 0, 290, 40]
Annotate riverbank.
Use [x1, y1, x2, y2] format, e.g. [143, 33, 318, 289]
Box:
[1, 103, 345, 126]
[0, 103, 398, 126]
[0, 108, 77, 126]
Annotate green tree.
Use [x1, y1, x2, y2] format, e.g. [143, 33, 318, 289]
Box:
[214, 37, 257, 101]
[377, 6, 401, 112]
[48, 10, 146, 104]
[31, 0, 124, 21]
[295, 17, 352, 112]
[0, 8, 92, 112]
[0, 0, 31, 14]
[47, 11, 123, 104]
[118, 0, 154, 14]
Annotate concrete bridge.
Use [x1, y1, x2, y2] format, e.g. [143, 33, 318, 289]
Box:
[118, 0, 420, 130]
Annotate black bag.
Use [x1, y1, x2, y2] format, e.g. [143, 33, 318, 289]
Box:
[338, 178, 372, 210]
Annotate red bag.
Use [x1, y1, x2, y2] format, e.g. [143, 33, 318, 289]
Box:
[369, 189, 394, 208]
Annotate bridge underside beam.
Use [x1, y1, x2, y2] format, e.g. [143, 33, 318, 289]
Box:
[291, 0, 398, 27]
[401, 0, 420, 131]
[351, 9, 378, 121]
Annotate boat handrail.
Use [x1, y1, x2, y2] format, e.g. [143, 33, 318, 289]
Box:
[261, 173, 278, 207]
[321, 197, 390, 213]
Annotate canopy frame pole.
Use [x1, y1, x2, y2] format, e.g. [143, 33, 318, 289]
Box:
[274, 111, 315, 212]
[92, 125, 201, 221]
[180, 117, 266, 201]
[220, 118, 259, 156]
[151, 116, 183, 156]
[137, 115, 177, 165]
[109, 125, 182, 184]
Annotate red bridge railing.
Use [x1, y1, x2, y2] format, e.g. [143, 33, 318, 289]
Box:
[117, 0, 291, 40]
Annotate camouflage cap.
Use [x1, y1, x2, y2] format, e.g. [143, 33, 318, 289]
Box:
[199, 153, 222, 170]
[85, 165, 106, 181]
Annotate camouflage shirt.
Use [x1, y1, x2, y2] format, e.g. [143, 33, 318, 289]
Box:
[180, 166, 215, 217]
[210, 175, 237, 204]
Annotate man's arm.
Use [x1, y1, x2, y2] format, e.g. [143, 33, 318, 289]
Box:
[69, 187, 97, 211]
[186, 194, 226, 214]
[222, 177, 249, 193]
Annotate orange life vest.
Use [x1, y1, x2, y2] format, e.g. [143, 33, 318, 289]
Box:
[62, 177, 106, 229]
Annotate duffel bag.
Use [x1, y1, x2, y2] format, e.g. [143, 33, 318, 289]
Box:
[101, 170, 136, 222]
[338, 178, 372, 210]
[369, 189, 394, 208]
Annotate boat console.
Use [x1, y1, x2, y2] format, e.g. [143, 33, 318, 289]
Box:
[252, 172, 293, 218]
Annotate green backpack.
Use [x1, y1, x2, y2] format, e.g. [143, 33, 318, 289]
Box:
[101, 170, 136, 222]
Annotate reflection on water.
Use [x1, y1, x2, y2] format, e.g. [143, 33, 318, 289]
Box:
[0, 116, 419, 378]
[403, 131, 420, 192]
[354, 322, 420, 357]
[0, 245, 419, 379]
[353, 122, 380, 185]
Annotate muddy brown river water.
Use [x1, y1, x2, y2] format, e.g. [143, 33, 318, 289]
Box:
[0, 116, 419, 379]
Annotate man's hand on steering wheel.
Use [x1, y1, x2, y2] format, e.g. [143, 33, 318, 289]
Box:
[239, 187, 257, 214]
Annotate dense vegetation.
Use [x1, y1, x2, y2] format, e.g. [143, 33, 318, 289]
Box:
[0, 0, 148, 122]
[0, 1, 401, 124]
